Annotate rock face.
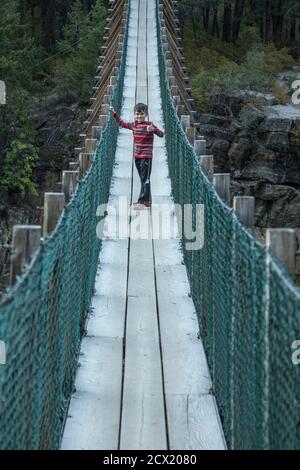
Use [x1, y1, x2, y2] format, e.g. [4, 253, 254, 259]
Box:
[199, 91, 300, 230]
[32, 96, 82, 187]
[0, 96, 83, 295]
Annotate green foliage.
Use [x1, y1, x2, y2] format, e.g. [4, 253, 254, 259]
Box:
[184, 18, 297, 110]
[0, 0, 41, 195]
[0, 0, 42, 94]
[55, 0, 107, 103]
[0, 0, 108, 196]
[0, 140, 38, 195]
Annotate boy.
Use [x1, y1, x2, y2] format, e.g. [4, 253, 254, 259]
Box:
[109, 103, 164, 209]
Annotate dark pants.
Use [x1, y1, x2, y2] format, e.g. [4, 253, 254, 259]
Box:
[134, 158, 152, 203]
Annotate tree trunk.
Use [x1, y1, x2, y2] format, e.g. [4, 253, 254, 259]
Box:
[211, 1, 220, 37]
[271, 0, 284, 47]
[191, 6, 197, 40]
[290, 10, 296, 42]
[222, 0, 232, 42]
[264, 0, 272, 43]
[41, 0, 56, 52]
[202, 5, 210, 32]
[232, 0, 245, 42]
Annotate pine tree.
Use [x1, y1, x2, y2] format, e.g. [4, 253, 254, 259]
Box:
[0, 0, 40, 196]
[56, 0, 106, 102]
[0, 0, 40, 93]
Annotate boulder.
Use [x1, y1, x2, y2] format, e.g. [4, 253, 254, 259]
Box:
[261, 115, 295, 133]
[228, 137, 300, 185]
[238, 104, 265, 130]
[199, 123, 236, 142]
[228, 139, 252, 169]
[209, 139, 231, 172]
[255, 189, 300, 228]
[231, 181, 300, 228]
[199, 113, 233, 128]
[208, 91, 247, 116]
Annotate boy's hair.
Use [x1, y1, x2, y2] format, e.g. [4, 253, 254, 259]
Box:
[134, 102, 148, 114]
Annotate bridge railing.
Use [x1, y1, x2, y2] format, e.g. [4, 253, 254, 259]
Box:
[156, 0, 300, 450]
[0, 0, 130, 450]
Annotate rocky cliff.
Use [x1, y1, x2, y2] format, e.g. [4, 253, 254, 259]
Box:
[0, 96, 82, 295]
[198, 91, 300, 229]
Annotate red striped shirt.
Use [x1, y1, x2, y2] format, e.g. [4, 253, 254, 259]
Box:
[113, 112, 164, 158]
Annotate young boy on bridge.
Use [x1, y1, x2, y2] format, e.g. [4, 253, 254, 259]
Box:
[109, 103, 164, 210]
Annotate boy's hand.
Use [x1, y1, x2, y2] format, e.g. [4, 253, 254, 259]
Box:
[109, 105, 115, 114]
[147, 123, 155, 132]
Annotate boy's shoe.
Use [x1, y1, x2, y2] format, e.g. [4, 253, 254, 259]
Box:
[143, 200, 152, 208]
[131, 202, 145, 211]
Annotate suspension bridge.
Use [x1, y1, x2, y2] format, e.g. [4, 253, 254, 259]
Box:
[0, 0, 300, 451]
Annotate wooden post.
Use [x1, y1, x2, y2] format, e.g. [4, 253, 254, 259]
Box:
[79, 153, 93, 178]
[186, 127, 196, 145]
[213, 174, 231, 206]
[103, 94, 111, 104]
[194, 139, 206, 156]
[10, 225, 41, 285]
[110, 76, 117, 86]
[62, 171, 79, 204]
[176, 104, 185, 117]
[233, 196, 255, 229]
[173, 95, 180, 107]
[199, 155, 214, 182]
[92, 126, 102, 140]
[101, 104, 110, 115]
[181, 115, 190, 132]
[43, 193, 65, 239]
[266, 229, 296, 278]
[169, 76, 176, 87]
[85, 138, 97, 153]
[171, 85, 178, 96]
[99, 114, 108, 128]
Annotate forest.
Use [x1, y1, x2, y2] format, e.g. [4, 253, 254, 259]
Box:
[178, 0, 300, 109]
[180, 0, 300, 45]
[0, 0, 108, 196]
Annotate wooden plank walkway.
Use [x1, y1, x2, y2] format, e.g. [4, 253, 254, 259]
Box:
[61, 0, 226, 451]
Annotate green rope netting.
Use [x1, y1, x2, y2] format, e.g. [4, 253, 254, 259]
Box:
[155, 0, 300, 450]
[0, 3, 130, 450]
[0, 0, 299, 451]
